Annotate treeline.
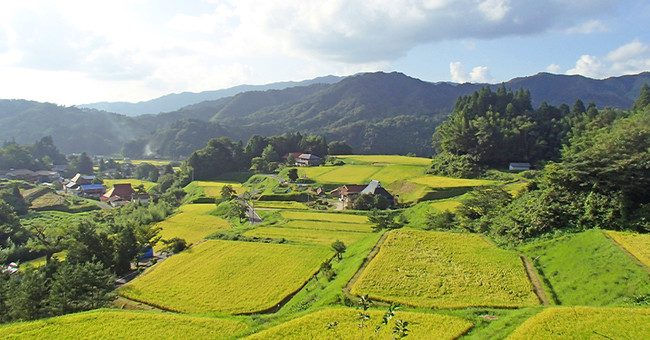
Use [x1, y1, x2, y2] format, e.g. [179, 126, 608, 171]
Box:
[0, 136, 67, 171]
[182, 132, 349, 180]
[428, 84, 650, 243]
[429, 85, 618, 177]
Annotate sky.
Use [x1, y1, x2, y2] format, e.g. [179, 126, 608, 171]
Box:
[1, 0, 649, 106]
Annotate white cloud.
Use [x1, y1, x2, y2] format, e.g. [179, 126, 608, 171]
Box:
[565, 20, 607, 34]
[450, 62, 494, 83]
[567, 41, 650, 78]
[546, 64, 562, 73]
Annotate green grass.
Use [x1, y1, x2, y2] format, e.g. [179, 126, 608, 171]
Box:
[336, 155, 432, 166]
[196, 181, 244, 197]
[521, 229, 650, 306]
[154, 204, 232, 251]
[0, 309, 248, 339]
[387, 181, 431, 203]
[351, 229, 538, 309]
[121, 240, 332, 314]
[606, 230, 650, 268]
[507, 306, 650, 339]
[246, 308, 473, 340]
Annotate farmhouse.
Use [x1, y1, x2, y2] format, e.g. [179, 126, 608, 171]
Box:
[101, 183, 149, 206]
[508, 162, 531, 171]
[79, 184, 107, 199]
[330, 180, 396, 208]
[296, 154, 321, 166]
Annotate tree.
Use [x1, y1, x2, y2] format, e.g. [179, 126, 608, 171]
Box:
[0, 184, 28, 215]
[0, 144, 36, 170]
[134, 163, 159, 182]
[47, 261, 115, 315]
[328, 141, 352, 155]
[261, 144, 280, 163]
[287, 168, 299, 182]
[226, 200, 249, 223]
[0, 201, 27, 248]
[368, 209, 405, 232]
[633, 82, 650, 111]
[24, 220, 70, 264]
[331, 240, 346, 260]
[160, 237, 188, 254]
[220, 185, 237, 200]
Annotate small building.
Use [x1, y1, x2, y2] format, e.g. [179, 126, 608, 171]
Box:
[79, 184, 106, 199]
[101, 183, 149, 206]
[296, 154, 321, 166]
[5, 169, 37, 182]
[330, 180, 396, 208]
[508, 162, 531, 171]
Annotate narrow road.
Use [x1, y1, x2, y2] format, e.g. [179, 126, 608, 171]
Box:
[520, 255, 551, 305]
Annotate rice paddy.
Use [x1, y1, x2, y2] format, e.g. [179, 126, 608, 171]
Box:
[154, 204, 231, 251]
[606, 230, 650, 268]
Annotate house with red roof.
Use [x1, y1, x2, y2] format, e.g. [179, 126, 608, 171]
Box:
[101, 183, 149, 206]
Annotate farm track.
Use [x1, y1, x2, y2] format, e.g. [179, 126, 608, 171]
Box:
[604, 232, 650, 272]
[520, 255, 551, 306]
[343, 231, 390, 297]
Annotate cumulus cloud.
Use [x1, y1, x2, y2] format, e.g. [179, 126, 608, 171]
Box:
[546, 64, 562, 73]
[565, 20, 608, 34]
[567, 41, 650, 78]
[450, 62, 494, 83]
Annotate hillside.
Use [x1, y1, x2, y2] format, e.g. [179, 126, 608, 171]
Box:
[77, 75, 343, 116]
[2, 71, 650, 156]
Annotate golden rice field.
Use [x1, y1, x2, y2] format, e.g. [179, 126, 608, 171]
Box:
[314, 165, 382, 184]
[280, 211, 368, 224]
[429, 199, 462, 212]
[120, 240, 331, 314]
[246, 308, 473, 340]
[254, 201, 308, 210]
[117, 159, 173, 166]
[367, 165, 426, 184]
[351, 230, 538, 308]
[244, 226, 370, 246]
[103, 179, 157, 192]
[507, 307, 650, 340]
[297, 166, 338, 179]
[196, 181, 244, 197]
[336, 154, 432, 166]
[0, 309, 248, 339]
[29, 192, 66, 209]
[283, 220, 374, 233]
[386, 181, 430, 203]
[407, 176, 496, 188]
[154, 204, 231, 251]
[606, 231, 650, 268]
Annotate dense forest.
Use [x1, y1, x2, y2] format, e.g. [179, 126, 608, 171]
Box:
[428, 83, 650, 243]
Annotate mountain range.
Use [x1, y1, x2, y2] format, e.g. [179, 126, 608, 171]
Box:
[1, 71, 649, 158]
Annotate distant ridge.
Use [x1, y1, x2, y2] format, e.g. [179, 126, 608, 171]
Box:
[76, 75, 343, 116]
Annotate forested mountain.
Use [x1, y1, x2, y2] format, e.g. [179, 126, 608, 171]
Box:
[1, 71, 649, 157]
[77, 75, 343, 116]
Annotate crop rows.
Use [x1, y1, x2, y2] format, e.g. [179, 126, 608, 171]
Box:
[0, 309, 247, 339]
[154, 204, 230, 251]
[120, 240, 331, 314]
[507, 307, 650, 339]
[351, 230, 538, 308]
[246, 308, 473, 340]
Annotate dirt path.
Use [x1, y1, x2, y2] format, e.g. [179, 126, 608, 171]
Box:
[343, 231, 390, 296]
[604, 232, 650, 272]
[479, 235, 497, 247]
[520, 255, 551, 306]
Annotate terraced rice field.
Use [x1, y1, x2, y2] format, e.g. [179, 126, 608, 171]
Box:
[429, 199, 462, 212]
[314, 165, 382, 184]
[351, 230, 538, 308]
[368, 165, 426, 184]
[283, 220, 373, 233]
[120, 240, 331, 314]
[336, 155, 432, 166]
[0, 309, 248, 339]
[103, 179, 157, 192]
[254, 201, 308, 210]
[606, 231, 650, 268]
[407, 176, 496, 188]
[196, 181, 243, 197]
[507, 307, 650, 339]
[29, 192, 67, 209]
[521, 229, 650, 306]
[280, 211, 368, 224]
[246, 308, 473, 340]
[244, 226, 369, 246]
[154, 204, 231, 251]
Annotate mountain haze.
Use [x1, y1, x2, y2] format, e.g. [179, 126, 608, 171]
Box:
[1, 71, 649, 157]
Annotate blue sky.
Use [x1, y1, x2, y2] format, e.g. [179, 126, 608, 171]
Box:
[0, 0, 649, 105]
